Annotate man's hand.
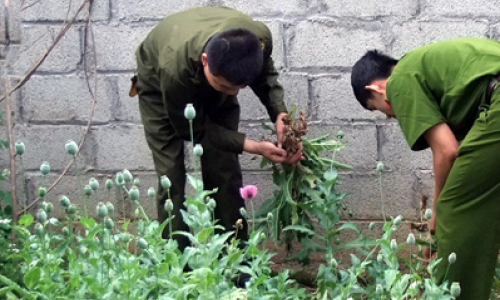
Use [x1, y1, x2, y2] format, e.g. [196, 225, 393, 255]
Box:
[244, 139, 287, 163]
[275, 112, 288, 149]
[282, 143, 305, 165]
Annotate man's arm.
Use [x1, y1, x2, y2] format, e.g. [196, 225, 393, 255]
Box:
[423, 122, 459, 234]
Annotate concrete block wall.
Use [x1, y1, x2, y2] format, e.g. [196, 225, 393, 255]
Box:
[1, 0, 499, 223]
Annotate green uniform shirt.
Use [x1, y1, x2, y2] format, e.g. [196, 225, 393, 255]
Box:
[136, 7, 287, 153]
[387, 37, 500, 151]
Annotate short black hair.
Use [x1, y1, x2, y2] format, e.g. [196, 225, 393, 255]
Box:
[351, 50, 398, 109]
[205, 28, 263, 86]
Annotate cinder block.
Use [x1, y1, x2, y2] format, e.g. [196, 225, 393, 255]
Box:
[308, 124, 377, 171]
[21, 0, 110, 22]
[422, 0, 500, 17]
[11, 25, 80, 74]
[15, 125, 95, 171]
[378, 123, 433, 172]
[489, 24, 500, 40]
[21, 75, 114, 123]
[311, 74, 379, 121]
[340, 172, 420, 219]
[317, 0, 417, 18]
[287, 20, 385, 69]
[94, 125, 155, 171]
[239, 73, 309, 121]
[116, 0, 211, 22]
[390, 21, 488, 57]
[115, 74, 142, 123]
[94, 24, 154, 71]
[222, 0, 307, 17]
[414, 170, 434, 209]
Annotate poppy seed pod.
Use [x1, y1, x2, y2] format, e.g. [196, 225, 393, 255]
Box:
[15, 141, 25, 156]
[376, 284, 383, 295]
[193, 144, 203, 157]
[450, 282, 461, 297]
[448, 252, 457, 264]
[115, 172, 125, 187]
[62, 227, 70, 236]
[184, 103, 196, 120]
[89, 178, 99, 191]
[66, 204, 76, 215]
[40, 162, 50, 176]
[336, 130, 344, 139]
[161, 175, 171, 190]
[104, 217, 114, 230]
[65, 140, 78, 156]
[38, 187, 47, 197]
[129, 186, 140, 201]
[147, 187, 156, 200]
[59, 195, 70, 207]
[406, 233, 416, 245]
[84, 185, 92, 196]
[36, 209, 47, 223]
[45, 203, 53, 214]
[425, 209, 433, 220]
[390, 239, 397, 250]
[394, 215, 402, 226]
[106, 202, 115, 214]
[105, 179, 113, 190]
[376, 162, 385, 172]
[164, 199, 173, 212]
[34, 223, 44, 235]
[137, 238, 148, 250]
[123, 169, 133, 183]
[134, 178, 141, 187]
[96, 202, 108, 219]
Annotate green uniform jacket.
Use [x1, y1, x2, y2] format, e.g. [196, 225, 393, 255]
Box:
[387, 37, 500, 150]
[135, 7, 287, 153]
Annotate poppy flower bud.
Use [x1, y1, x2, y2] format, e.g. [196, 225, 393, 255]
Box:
[36, 209, 47, 223]
[106, 202, 114, 214]
[105, 179, 113, 190]
[448, 252, 456, 264]
[138, 238, 148, 249]
[390, 239, 397, 250]
[450, 282, 461, 297]
[104, 217, 114, 230]
[123, 169, 133, 183]
[164, 199, 173, 212]
[376, 284, 383, 295]
[376, 162, 385, 172]
[96, 202, 108, 219]
[336, 130, 344, 139]
[60, 195, 70, 207]
[406, 233, 415, 245]
[134, 178, 141, 187]
[38, 187, 47, 197]
[84, 185, 92, 196]
[115, 172, 124, 186]
[147, 187, 156, 200]
[193, 144, 203, 157]
[66, 204, 77, 215]
[34, 223, 44, 235]
[425, 209, 433, 220]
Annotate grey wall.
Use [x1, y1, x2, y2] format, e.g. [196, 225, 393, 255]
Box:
[1, 0, 500, 221]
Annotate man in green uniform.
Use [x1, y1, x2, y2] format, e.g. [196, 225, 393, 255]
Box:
[134, 7, 302, 251]
[350, 37, 500, 300]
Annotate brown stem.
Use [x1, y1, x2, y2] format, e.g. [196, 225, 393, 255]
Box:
[4, 80, 18, 222]
[18, 0, 97, 216]
[0, 0, 91, 103]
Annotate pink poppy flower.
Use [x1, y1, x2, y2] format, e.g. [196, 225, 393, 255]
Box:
[240, 185, 258, 200]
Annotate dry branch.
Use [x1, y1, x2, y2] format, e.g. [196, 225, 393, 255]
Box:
[4, 80, 18, 222]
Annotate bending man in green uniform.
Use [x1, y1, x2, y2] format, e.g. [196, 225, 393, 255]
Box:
[134, 7, 302, 251]
[351, 37, 500, 300]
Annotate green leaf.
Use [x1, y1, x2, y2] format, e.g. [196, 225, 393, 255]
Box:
[261, 121, 276, 135]
[187, 174, 204, 191]
[79, 217, 96, 229]
[197, 227, 214, 243]
[19, 214, 34, 227]
[24, 267, 41, 289]
[282, 225, 315, 236]
[338, 222, 359, 233]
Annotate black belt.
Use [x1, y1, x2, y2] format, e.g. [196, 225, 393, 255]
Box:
[485, 74, 500, 105]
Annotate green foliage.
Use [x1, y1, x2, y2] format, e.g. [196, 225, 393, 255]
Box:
[257, 129, 352, 263]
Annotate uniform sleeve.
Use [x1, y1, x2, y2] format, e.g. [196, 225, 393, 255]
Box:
[388, 74, 446, 151]
[160, 69, 246, 153]
[249, 36, 288, 122]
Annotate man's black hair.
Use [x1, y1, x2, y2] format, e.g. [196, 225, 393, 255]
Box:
[205, 29, 263, 86]
[351, 50, 398, 109]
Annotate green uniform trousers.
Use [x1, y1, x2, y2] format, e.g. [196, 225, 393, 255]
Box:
[137, 78, 248, 250]
[436, 87, 500, 300]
